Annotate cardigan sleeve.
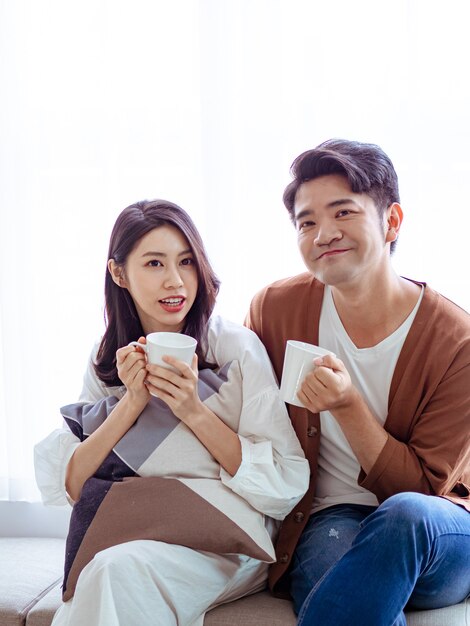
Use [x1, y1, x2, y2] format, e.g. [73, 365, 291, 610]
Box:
[359, 348, 470, 503]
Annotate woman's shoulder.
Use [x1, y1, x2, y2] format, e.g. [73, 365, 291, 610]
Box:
[79, 340, 125, 402]
[208, 315, 262, 345]
[206, 315, 272, 364]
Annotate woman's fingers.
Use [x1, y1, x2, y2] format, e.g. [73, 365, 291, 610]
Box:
[117, 344, 149, 390]
[146, 359, 195, 382]
[116, 344, 137, 365]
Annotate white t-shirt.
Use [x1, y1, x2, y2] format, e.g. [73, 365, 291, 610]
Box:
[312, 285, 423, 514]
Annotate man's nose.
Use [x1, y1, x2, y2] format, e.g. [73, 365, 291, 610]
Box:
[314, 221, 342, 246]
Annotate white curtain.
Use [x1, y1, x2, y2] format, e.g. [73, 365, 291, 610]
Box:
[1, 0, 470, 502]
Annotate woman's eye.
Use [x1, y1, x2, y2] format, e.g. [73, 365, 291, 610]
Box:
[147, 260, 162, 267]
[181, 257, 194, 266]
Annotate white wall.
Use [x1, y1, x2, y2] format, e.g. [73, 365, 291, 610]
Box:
[0, 502, 70, 538]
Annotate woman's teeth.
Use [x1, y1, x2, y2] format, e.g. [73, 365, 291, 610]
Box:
[160, 298, 184, 307]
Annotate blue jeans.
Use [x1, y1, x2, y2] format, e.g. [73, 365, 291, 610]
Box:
[291, 493, 470, 626]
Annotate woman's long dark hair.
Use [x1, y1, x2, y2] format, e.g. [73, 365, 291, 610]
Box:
[94, 200, 220, 386]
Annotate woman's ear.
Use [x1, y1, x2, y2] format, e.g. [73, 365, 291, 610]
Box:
[108, 259, 127, 288]
[385, 202, 403, 243]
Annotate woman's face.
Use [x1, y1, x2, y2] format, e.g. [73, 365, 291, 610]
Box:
[110, 225, 199, 335]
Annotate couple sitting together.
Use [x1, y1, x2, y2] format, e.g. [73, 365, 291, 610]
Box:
[35, 139, 470, 626]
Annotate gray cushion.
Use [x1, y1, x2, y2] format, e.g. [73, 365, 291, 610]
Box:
[0, 538, 64, 626]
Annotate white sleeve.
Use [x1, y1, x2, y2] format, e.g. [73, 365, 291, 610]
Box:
[34, 429, 81, 506]
[210, 318, 309, 520]
[34, 343, 118, 506]
[220, 388, 309, 520]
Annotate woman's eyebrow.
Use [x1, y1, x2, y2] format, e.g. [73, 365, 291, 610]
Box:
[141, 249, 192, 257]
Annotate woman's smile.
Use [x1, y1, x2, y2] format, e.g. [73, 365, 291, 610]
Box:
[158, 296, 187, 313]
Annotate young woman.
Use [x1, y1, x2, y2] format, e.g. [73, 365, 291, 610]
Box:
[35, 199, 309, 626]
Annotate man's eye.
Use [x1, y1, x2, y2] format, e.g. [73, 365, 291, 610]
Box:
[337, 209, 352, 217]
[298, 221, 315, 231]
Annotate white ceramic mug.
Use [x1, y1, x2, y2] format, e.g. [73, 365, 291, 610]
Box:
[128, 332, 197, 373]
[280, 340, 335, 408]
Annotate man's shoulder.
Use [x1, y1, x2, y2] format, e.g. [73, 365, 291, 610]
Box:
[423, 284, 470, 330]
[412, 284, 470, 365]
[252, 272, 321, 306]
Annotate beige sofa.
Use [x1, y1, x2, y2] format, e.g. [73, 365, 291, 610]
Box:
[1, 536, 468, 626]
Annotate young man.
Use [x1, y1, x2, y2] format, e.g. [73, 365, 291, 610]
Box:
[246, 140, 470, 626]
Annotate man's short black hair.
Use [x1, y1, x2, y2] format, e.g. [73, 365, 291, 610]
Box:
[283, 139, 400, 252]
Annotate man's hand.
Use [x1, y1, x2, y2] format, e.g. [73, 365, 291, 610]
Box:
[298, 354, 388, 474]
[297, 354, 356, 414]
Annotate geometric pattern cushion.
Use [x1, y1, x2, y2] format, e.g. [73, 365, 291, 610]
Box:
[60, 361, 276, 600]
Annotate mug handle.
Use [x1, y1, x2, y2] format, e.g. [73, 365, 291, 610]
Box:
[128, 341, 148, 353]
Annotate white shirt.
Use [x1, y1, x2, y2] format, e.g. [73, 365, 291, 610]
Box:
[312, 285, 423, 513]
[34, 315, 309, 522]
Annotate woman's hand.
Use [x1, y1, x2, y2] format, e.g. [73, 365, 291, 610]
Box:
[145, 354, 204, 423]
[116, 337, 150, 407]
[146, 354, 242, 475]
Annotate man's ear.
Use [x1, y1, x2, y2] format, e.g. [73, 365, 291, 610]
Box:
[385, 202, 403, 243]
[108, 259, 127, 288]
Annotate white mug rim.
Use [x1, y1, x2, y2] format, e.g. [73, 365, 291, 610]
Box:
[286, 340, 333, 357]
[146, 331, 197, 349]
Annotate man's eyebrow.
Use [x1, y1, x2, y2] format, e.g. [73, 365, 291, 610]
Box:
[295, 209, 313, 222]
[295, 198, 359, 221]
[328, 198, 359, 209]
[141, 249, 192, 258]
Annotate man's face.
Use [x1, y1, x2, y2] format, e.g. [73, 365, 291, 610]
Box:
[294, 174, 393, 289]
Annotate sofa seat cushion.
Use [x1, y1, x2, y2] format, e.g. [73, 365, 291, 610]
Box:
[3, 537, 468, 626]
[25, 584, 470, 626]
[0, 538, 64, 626]
[26, 584, 61, 626]
[27, 585, 297, 626]
[406, 601, 469, 626]
[205, 591, 296, 625]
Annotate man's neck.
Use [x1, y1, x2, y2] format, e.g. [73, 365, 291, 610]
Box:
[329, 271, 422, 349]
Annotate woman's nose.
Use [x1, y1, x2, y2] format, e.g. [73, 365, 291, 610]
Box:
[164, 266, 184, 288]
